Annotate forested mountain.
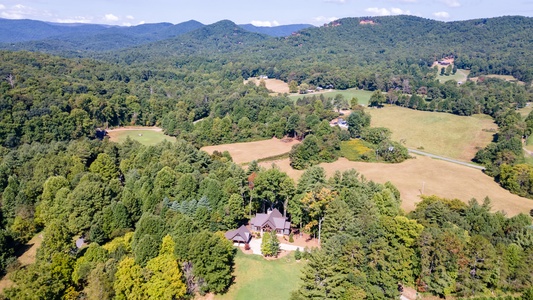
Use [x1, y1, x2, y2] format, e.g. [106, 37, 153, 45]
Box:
[238, 23, 313, 37]
[0, 14, 533, 300]
[0, 19, 205, 52]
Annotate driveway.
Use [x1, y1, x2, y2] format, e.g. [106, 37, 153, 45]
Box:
[244, 237, 304, 256]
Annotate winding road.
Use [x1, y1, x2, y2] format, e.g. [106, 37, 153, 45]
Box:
[408, 149, 486, 171]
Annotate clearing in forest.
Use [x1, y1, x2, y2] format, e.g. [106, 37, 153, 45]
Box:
[0, 233, 43, 294]
[470, 74, 525, 85]
[214, 250, 303, 300]
[244, 78, 290, 94]
[258, 156, 532, 217]
[201, 137, 299, 165]
[106, 126, 175, 146]
[436, 68, 469, 83]
[367, 106, 496, 161]
[289, 88, 373, 106]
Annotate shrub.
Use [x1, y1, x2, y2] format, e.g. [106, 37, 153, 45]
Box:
[244, 243, 250, 251]
[289, 232, 294, 243]
[294, 248, 302, 260]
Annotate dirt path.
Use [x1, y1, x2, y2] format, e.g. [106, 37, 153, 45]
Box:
[408, 149, 485, 170]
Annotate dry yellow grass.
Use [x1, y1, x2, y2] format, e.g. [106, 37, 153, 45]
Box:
[244, 78, 290, 94]
[470, 74, 525, 85]
[201, 138, 299, 164]
[367, 107, 496, 161]
[259, 157, 532, 217]
[0, 233, 43, 294]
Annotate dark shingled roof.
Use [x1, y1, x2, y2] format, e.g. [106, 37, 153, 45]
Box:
[225, 225, 251, 243]
[250, 208, 291, 232]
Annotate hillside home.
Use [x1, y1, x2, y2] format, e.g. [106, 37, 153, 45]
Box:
[251, 208, 291, 235]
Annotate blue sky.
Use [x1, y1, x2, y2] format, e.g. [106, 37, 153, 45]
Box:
[0, 0, 532, 26]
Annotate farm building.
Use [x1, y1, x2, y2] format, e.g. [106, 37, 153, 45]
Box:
[329, 117, 348, 129]
[225, 225, 252, 244]
[251, 208, 291, 235]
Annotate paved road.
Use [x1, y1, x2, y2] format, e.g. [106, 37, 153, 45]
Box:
[408, 149, 486, 171]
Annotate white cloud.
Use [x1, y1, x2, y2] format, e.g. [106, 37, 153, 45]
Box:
[323, 0, 347, 3]
[0, 4, 51, 19]
[314, 16, 339, 23]
[365, 7, 411, 16]
[439, 0, 461, 7]
[389, 0, 417, 2]
[1, 11, 23, 19]
[126, 15, 134, 20]
[433, 11, 450, 19]
[251, 20, 280, 27]
[104, 13, 119, 22]
[55, 17, 93, 24]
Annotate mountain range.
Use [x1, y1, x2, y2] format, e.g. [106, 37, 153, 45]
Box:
[0, 18, 312, 51]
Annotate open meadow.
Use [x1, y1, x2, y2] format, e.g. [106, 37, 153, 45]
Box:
[367, 106, 497, 161]
[201, 137, 299, 164]
[436, 68, 469, 83]
[200, 136, 532, 216]
[258, 156, 532, 217]
[470, 74, 525, 85]
[289, 88, 373, 106]
[106, 127, 175, 145]
[244, 78, 290, 94]
[214, 250, 303, 300]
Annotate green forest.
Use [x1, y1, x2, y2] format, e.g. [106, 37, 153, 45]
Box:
[0, 15, 533, 299]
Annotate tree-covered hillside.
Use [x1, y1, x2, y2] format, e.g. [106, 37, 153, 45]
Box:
[0, 14, 533, 300]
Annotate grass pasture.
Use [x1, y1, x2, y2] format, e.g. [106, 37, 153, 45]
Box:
[470, 74, 525, 85]
[201, 137, 299, 164]
[244, 78, 290, 94]
[436, 68, 469, 83]
[258, 157, 533, 217]
[289, 88, 374, 106]
[106, 127, 175, 146]
[367, 107, 496, 161]
[215, 250, 303, 300]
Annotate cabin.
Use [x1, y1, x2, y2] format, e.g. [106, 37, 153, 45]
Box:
[251, 208, 291, 235]
[225, 225, 252, 244]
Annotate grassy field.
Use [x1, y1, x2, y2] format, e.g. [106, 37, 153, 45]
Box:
[258, 157, 533, 217]
[436, 68, 469, 83]
[201, 137, 299, 164]
[106, 127, 175, 146]
[517, 103, 533, 118]
[215, 250, 304, 300]
[340, 139, 374, 161]
[470, 74, 525, 85]
[289, 88, 374, 106]
[367, 106, 496, 161]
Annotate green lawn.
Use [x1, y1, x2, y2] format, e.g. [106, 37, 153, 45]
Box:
[108, 129, 175, 146]
[437, 68, 469, 83]
[215, 250, 304, 300]
[289, 88, 374, 106]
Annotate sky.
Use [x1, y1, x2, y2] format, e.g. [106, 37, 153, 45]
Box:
[0, 0, 532, 27]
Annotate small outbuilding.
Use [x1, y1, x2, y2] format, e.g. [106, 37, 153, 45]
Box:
[225, 225, 252, 244]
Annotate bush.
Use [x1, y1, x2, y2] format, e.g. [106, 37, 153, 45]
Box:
[244, 243, 250, 251]
[289, 232, 294, 243]
[294, 248, 302, 260]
